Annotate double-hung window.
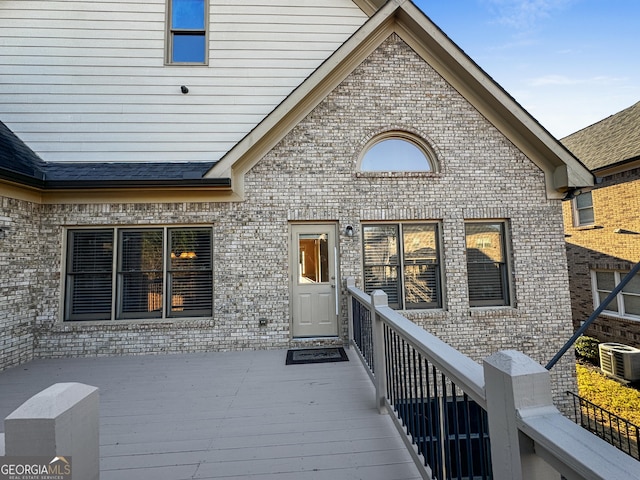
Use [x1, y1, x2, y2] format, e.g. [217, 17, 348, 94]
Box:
[592, 270, 640, 320]
[363, 223, 441, 309]
[167, 0, 208, 64]
[65, 227, 213, 321]
[573, 191, 594, 226]
[465, 221, 511, 307]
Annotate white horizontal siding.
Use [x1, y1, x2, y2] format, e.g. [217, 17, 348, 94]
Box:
[0, 0, 368, 163]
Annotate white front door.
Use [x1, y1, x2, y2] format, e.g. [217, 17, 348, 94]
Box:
[290, 224, 338, 338]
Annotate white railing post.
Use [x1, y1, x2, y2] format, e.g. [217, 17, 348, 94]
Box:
[4, 382, 100, 480]
[483, 351, 559, 480]
[346, 276, 356, 345]
[371, 290, 388, 414]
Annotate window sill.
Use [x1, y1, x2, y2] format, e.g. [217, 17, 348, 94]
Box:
[55, 317, 215, 330]
[596, 312, 640, 324]
[355, 171, 441, 179]
[573, 224, 603, 231]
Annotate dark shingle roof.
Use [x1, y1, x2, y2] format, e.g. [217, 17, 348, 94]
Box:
[0, 121, 46, 180]
[561, 101, 640, 171]
[0, 121, 226, 188]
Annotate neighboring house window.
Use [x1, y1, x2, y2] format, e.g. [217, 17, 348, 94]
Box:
[465, 221, 511, 307]
[573, 191, 594, 226]
[363, 223, 441, 309]
[592, 270, 640, 320]
[359, 133, 437, 172]
[65, 227, 212, 321]
[167, 0, 208, 64]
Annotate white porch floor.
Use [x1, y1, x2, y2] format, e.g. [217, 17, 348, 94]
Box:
[0, 348, 422, 480]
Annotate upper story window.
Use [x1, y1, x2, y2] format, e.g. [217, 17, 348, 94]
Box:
[65, 227, 213, 321]
[362, 223, 442, 309]
[573, 191, 594, 226]
[167, 0, 208, 64]
[465, 221, 511, 307]
[359, 133, 437, 172]
[592, 270, 640, 321]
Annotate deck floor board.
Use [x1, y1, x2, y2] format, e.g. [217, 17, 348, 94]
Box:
[0, 348, 422, 480]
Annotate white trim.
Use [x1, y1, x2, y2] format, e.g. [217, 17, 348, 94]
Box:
[591, 269, 640, 322]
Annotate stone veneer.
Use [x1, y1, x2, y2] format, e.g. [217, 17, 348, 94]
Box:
[1, 35, 576, 407]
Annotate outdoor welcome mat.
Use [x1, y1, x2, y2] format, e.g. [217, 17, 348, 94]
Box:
[286, 347, 349, 365]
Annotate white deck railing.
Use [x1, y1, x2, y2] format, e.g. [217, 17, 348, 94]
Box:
[346, 278, 640, 480]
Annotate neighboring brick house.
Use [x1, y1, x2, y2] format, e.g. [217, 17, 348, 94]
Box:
[0, 0, 592, 402]
[562, 101, 640, 347]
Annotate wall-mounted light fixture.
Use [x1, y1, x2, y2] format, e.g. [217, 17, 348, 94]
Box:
[180, 85, 189, 94]
[345, 225, 354, 237]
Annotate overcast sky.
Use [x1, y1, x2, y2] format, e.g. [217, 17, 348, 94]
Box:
[412, 0, 640, 139]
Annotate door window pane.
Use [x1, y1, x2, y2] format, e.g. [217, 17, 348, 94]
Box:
[298, 234, 329, 284]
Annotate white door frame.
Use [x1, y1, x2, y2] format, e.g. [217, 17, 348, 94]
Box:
[289, 223, 339, 338]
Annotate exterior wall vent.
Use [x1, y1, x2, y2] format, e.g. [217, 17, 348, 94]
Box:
[598, 343, 640, 381]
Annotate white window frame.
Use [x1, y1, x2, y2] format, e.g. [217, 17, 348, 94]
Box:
[64, 226, 213, 322]
[572, 191, 594, 227]
[357, 131, 439, 173]
[362, 222, 443, 310]
[591, 270, 640, 321]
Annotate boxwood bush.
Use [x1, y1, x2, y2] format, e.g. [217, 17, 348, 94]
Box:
[575, 335, 600, 365]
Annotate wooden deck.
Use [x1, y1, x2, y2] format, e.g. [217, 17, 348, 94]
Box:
[0, 348, 422, 480]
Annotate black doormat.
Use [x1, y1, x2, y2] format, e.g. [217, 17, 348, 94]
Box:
[286, 347, 349, 365]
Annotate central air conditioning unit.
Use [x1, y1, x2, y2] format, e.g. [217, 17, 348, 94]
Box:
[598, 343, 640, 381]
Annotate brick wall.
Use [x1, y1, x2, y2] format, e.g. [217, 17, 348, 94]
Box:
[564, 167, 640, 346]
[0, 197, 38, 371]
[2, 35, 577, 406]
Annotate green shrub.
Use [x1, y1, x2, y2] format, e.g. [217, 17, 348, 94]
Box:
[575, 335, 600, 364]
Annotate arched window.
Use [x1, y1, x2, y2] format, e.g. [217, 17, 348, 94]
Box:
[359, 133, 436, 172]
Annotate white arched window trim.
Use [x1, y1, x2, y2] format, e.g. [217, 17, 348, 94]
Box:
[358, 131, 438, 173]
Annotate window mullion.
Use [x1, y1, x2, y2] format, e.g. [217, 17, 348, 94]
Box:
[398, 224, 405, 310]
[111, 227, 118, 321]
[163, 227, 168, 319]
[616, 272, 626, 316]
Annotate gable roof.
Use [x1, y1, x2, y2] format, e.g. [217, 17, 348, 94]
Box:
[561, 101, 640, 173]
[206, 0, 593, 200]
[1, 0, 593, 202]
